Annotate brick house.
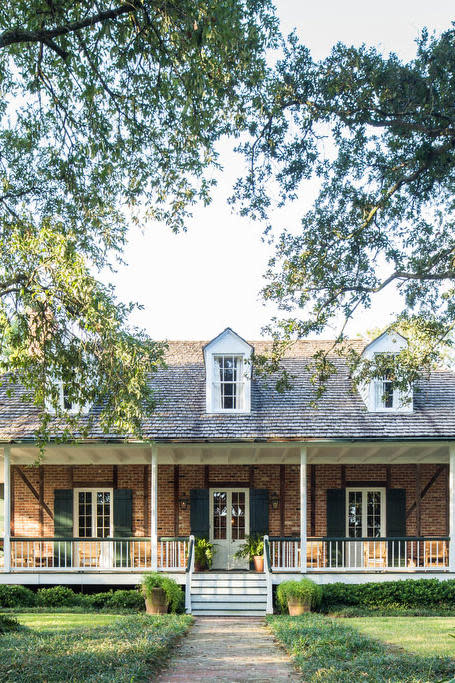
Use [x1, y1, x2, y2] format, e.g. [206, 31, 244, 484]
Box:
[1, 327, 454, 615]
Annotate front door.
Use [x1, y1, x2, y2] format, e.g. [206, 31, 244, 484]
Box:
[346, 488, 385, 567]
[74, 489, 113, 568]
[210, 488, 249, 570]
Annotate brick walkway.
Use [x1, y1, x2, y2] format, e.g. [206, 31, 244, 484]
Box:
[157, 617, 297, 682]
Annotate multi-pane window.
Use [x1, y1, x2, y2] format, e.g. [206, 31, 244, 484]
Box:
[213, 491, 227, 540]
[374, 375, 394, 409]
[231, 491, 246, 540]
[76, 490, 111, 538]
[78, 491, 93, 538]
[214, 356, 244, 410]
[347, 489, 384, 538]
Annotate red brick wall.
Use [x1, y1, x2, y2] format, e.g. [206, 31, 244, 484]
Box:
[10, 463, 448, 538]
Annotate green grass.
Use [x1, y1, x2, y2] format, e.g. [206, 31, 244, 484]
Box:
[347, 617, 455, 658]
[268, 613, 455, 682]
[15, 612, 128, 632]
[0, 612, 192, 682]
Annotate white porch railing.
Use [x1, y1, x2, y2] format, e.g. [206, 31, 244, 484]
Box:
[269, 537, 450, 572]
[8, 537, 188, 572]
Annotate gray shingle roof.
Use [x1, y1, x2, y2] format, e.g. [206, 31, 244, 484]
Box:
[0, 340, 454, 442]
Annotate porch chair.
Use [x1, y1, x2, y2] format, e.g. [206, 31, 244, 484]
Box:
[424, 540, 449, 568]
[363, 540, 387, 568]
[76, 541, 101, 568]
[306, 540, 324, 569]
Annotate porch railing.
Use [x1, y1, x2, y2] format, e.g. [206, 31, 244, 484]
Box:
[269, 537, 450, 572]
[8, 536, 188, 572]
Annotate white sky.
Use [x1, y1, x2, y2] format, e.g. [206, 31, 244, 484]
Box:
[108, 2, 455, 342]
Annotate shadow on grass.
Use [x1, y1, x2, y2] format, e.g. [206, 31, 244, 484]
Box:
[268, 614, 455, 683]
[0, 614, 192, 683]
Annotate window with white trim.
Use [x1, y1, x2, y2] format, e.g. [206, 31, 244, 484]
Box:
[373, 372, 394, 410]
[213, 355, 245, 411]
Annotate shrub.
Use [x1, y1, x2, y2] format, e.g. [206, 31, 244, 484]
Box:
[321, 578, 455, 610]
[0, 585, 36, 608]
[107, 590, 145, 610]
[0, 614, 21, 634]
[234, 535, 264, 560]
[194, 538, 216, 570]
[277, 579, 322, 613]
[84, 591, 114, 609]
[36, 586, 84, 607]
[142, 573, 184, 613]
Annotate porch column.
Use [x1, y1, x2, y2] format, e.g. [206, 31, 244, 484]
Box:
[3, 445, 11, 572]
[151, 445, 158, 571]
[300, 446, 307, 573]
[449, 446, 455, 572]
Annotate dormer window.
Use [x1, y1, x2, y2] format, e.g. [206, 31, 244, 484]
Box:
[214, 355, 244, 411]
[357, 331, 413, 414]
[45, 380, 89, 415]
[203, 328, 253, 414]
[373, 373, 395, 410]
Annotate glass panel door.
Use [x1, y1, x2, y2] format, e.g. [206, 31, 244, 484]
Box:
[346, 489, 385, 567]
[210, 489, 249, 570]
[74, 489, 112, 568]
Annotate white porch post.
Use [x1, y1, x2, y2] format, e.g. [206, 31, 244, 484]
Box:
[449, 446, 455, 572]
[3, 445, 11, 572]
[300, 446, 307, 573]
[151, 445, 158, 571]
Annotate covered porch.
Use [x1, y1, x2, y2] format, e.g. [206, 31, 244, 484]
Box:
[1, 440, 455, 581]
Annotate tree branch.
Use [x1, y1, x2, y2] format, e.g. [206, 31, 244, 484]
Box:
[0, 2, 144, 55]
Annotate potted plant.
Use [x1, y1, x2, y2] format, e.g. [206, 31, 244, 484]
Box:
[234, 534, 264, 571]
[276, 578, 322, 616]
[194, 538, 216, 571]
[141, 572, 184, 614]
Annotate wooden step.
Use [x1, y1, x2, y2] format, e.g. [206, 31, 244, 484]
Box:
[192, 595, 267, 604]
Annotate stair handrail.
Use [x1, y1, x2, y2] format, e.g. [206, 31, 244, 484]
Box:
[185, 534, 195, 614]
[263, 535, 273, 614]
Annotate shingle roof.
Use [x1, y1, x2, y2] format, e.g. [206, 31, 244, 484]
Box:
[0, 339, 454, 442]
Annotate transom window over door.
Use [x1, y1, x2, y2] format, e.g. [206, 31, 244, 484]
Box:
[346, 489, 385, 538]
[214, 355, 244, 410]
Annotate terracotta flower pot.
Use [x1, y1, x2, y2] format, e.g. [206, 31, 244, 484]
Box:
[144, 587, 168, 614]
[287, 598, 310, 616]
[253, 555, 264, 572]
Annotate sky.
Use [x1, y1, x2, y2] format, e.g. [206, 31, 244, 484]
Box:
[108, 2, 455, 342]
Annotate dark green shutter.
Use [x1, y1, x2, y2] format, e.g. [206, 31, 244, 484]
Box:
[326, 489, 346, 537]
[327, 489, 346, 566]
[190, 489, 209, 538]
[54, 489, 73, 567]
[386, 488, 406, 566]
[250, 489, 269, 536]
[114, 489, 132, 567]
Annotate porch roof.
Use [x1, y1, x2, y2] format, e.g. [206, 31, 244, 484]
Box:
[0, 339, 455, 442]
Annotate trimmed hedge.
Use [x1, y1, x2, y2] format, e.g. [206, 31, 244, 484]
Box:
[0, 585, 145, 610]
[0, 585, 36, 608]
[321, 579, 455, 609]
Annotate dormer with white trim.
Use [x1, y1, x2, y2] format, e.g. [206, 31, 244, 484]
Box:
[203, 328, 253, 414]
[358, 331, 413, 413]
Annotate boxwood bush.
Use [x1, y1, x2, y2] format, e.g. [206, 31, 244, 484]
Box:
[277, 578, 322, 613]
[0, 585, 146, 610]
[0, 614, 21, 634]
[321, 579, 455, 610]
[0, 585, 36, 608]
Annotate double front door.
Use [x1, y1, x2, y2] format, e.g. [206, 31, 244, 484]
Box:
[210, 488, 249, 570]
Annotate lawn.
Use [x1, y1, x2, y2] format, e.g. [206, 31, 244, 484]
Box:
[268, 613, 455, 683]
[348, 616, 455, 658]
[0, 612, 192, 682]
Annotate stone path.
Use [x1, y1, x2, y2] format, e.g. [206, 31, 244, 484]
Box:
[157, 617, 298, 682]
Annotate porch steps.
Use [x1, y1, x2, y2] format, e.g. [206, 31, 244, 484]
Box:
[190, 572, 268, 616]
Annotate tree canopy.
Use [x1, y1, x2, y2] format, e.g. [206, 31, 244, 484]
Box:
[235, 26, 455, 391]
[0, 0, 277, 440]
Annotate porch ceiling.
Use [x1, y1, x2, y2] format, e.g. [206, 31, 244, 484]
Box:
[2, 440, 450, 468]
